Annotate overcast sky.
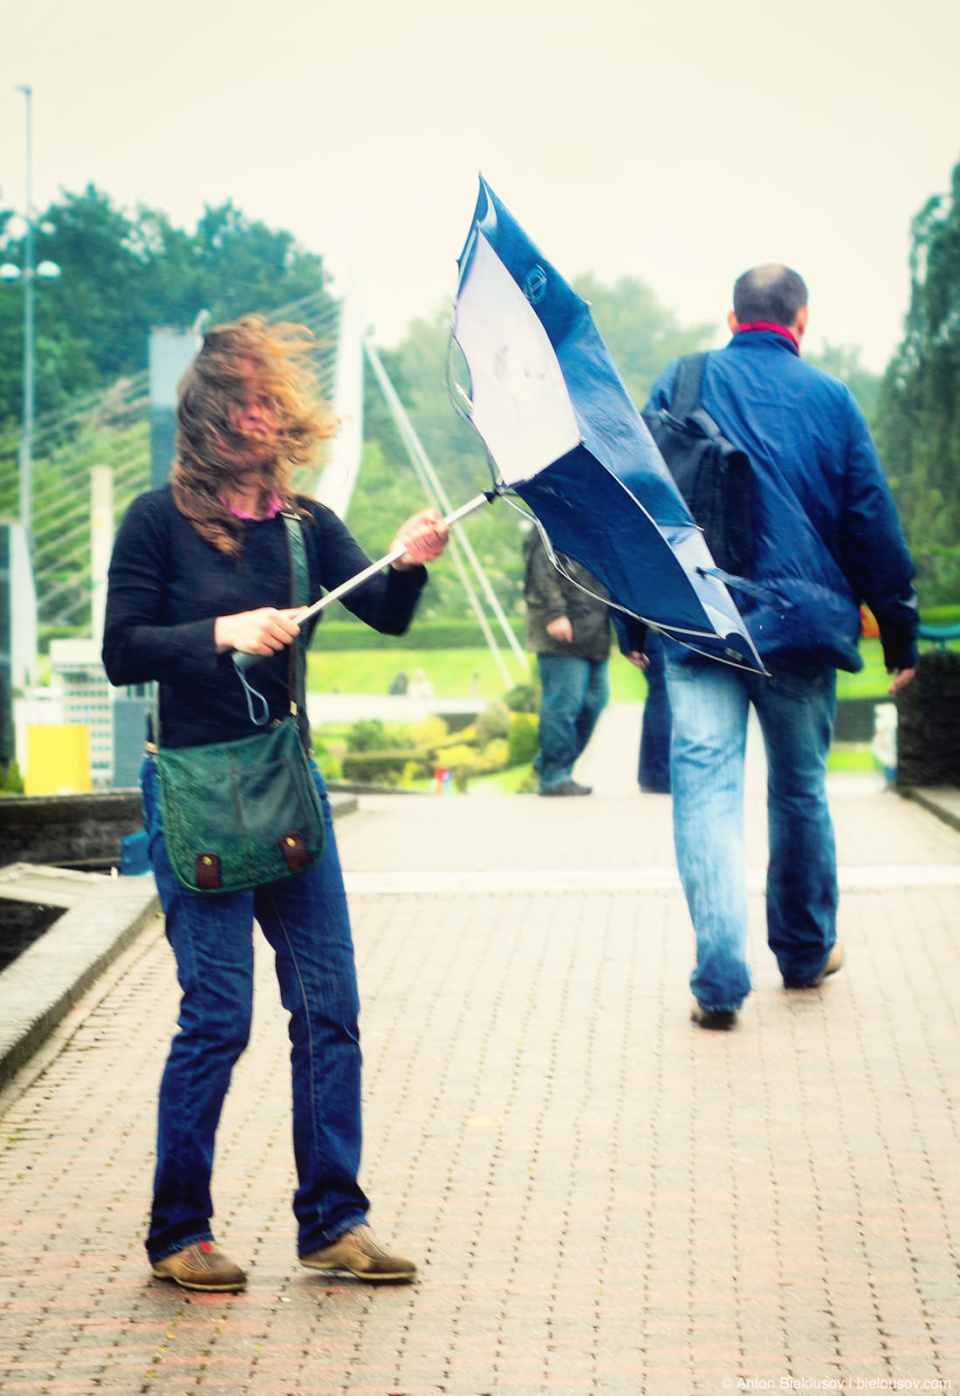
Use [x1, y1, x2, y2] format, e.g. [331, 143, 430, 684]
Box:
[2, 0, 958, 372]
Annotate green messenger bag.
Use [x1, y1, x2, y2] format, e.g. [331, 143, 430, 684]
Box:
[157, 715, 325, 895]
[155, 509, 325, 896]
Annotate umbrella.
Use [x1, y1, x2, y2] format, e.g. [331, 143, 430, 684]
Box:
[450, 176, 764, 673]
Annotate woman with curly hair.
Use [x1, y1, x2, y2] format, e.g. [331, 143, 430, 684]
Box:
[103, 316, 448, 1292]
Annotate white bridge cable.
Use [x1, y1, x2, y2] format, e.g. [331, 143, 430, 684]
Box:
[362, 342, 515, 689]
[363, 340, 526, 680]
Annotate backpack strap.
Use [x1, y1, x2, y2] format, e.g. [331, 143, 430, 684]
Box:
[669, 352, 708, 420]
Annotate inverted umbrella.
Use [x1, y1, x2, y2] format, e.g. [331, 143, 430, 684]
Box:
[450, 176, 764, 672]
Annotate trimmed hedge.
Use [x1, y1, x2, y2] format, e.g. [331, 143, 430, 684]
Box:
[312, 618, 524, 651]
[340, 750, 431, 785]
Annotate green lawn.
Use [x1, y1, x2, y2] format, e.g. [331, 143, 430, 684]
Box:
[307, 646, 649, 703]
[308, 640, 896, 704]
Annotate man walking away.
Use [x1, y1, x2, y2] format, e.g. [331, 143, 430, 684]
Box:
[625, 265, 918, 1028]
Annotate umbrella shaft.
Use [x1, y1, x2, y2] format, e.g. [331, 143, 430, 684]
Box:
[232, 492, 493, 671]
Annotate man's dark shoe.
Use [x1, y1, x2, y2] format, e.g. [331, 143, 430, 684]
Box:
[539, 780, 592, 797]
[783, 940, 844, 990]
[151, 1239, 247, 1292]
[300, 1225, 417, 1283]
[690, 1000, 738, 1031]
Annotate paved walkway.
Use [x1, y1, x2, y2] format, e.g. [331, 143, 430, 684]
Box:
[1, 704, 958, 1395]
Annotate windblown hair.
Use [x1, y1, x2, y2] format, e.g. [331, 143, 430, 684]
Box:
[171, 315, 336, 555]
[733, 264, 808, 329]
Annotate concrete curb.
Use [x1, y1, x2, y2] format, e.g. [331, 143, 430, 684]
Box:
[900, 782, 960, 834]
[0, 874, 161, 1086]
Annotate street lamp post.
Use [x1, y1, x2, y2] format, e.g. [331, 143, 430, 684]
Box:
[0, 87, 60, 547]
[19, 84, 34, 540]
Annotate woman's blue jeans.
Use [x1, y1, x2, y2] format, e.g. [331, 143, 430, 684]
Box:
[536, 654, 610, 791]
[141, 756, 369, 1262]
[664, 655, 838, 1012]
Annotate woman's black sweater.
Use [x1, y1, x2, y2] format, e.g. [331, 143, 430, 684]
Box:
[103, 487, 427, 750]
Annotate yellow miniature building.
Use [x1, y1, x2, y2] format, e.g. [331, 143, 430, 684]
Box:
[25, 725, 92, 795]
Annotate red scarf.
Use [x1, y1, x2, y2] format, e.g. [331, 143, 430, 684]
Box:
[734, 321, 800, 351]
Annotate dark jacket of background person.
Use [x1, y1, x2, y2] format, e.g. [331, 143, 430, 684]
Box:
[644, 331, 919, 674]
[523, 528, 610, 662]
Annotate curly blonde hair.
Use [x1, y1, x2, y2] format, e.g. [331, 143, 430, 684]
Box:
[171, 315, 337, 554]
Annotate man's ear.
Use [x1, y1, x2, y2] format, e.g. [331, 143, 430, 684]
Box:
[795, 305, 809, 340]
[727, 310, 740, 335]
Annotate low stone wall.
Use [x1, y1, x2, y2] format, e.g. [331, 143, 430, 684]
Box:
[0, 791, 143, 870]
[896, 651, 960, 788]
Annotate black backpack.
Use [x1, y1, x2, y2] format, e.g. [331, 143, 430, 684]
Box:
[642, 352, 753, 576]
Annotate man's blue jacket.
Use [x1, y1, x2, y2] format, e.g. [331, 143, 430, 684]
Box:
[645, 329, 919, 674]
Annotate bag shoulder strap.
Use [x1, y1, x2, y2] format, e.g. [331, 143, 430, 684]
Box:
[280, 508, 310, 715]
[669, 352, 708, 420]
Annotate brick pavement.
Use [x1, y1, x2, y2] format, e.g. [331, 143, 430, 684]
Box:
[0, 705, 958, 1395]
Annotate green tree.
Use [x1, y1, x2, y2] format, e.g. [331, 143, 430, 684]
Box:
[571, 273, 715, 409]
[0, 187, 333, 426]
[874, 156, 960, 601]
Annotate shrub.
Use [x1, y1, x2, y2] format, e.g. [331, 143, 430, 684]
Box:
[409, 714, 449, 748]
[0, 761, 24, 794]
[507, 712, 539, 767]
[314, 749, 342, 782]
[505, 680, 539, 714]
[484, 738, 509, 767]
[476, 698, 510, 744]
[340, 749, 429, 785]
[345, 718, 408, 753]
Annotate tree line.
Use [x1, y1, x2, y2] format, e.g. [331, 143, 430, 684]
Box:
[2, 163, 959, 627]
[0, 186, 334, 424]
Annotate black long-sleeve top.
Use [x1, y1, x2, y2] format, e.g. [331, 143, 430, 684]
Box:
[103, 487, 427, 749]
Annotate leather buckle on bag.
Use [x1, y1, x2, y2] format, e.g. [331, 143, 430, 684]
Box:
[196, 853, 221, 891]
[280, 831, 310, 872]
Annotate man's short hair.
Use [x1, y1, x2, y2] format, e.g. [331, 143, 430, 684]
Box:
[733, 265, 808, 327]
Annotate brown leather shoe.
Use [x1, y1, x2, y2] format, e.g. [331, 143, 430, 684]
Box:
[812, 941, 844, 985]
[784, 940, 844, 990]
[690, 999, 738, 1030]
[300, 1225, 417, 1283]
[151, 1240, 247, 1292]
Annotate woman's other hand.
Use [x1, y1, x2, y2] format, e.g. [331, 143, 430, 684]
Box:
[215, 607, 303, 655]
[390, 508, 450, 570]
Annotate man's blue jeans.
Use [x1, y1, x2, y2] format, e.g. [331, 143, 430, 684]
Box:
[141, 756, 369, 1262]
[536, 654, 610, 791]
[664, 655, 838, 1012]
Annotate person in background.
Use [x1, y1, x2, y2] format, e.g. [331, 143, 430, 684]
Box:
[523, 525, 610, 797]
[624, 266, 917, 1029]
[103, 316, 449, 1291]
[407, 668, 434, 698]
[637, 629, 671, 794]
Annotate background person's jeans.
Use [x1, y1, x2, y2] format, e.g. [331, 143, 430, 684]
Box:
[536, 654, 609, 790]
[638, 630, 672, 793]
[664, 654, 838, 1011]
[142, 756, 369, 1262]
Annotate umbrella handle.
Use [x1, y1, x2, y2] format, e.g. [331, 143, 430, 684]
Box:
[232, 491, 495, 671]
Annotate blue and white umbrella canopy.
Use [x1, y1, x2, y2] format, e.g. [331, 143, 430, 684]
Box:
[452, 177, 764, 672]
